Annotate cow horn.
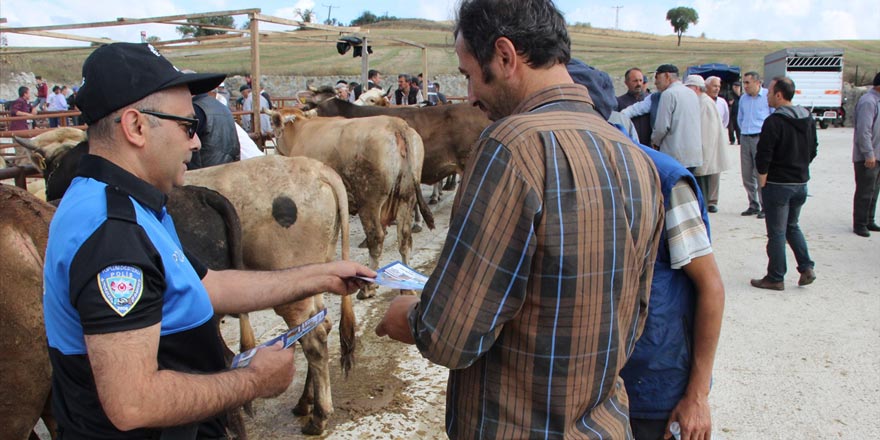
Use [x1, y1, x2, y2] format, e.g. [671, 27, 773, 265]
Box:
[13, 136, 48, 171]
[13, 135, 41, 152]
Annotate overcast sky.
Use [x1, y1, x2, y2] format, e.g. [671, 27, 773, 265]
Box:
[2, 0, 878, 47]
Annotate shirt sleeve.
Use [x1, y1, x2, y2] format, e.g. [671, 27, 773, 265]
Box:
[854, 97, 877, 159]
[621, 95, 652, 119]
[651, 93, 673, 146]
[408, 137, 541, 369]
[755, 117, 778, 175]
[68, 219, 166, 335]
[666, 179, 712, 269]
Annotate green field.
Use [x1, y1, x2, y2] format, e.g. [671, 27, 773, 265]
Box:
[2, 19, 878, 85]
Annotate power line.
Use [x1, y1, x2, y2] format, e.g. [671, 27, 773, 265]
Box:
[611, 5, 623, 30]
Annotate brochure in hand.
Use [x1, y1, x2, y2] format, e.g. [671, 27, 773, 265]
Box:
[356, 260, 429, 290]
[230, 308, 328, 369]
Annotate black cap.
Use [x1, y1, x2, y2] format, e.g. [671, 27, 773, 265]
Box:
[874, 72, 880, 87]
[240, 84, 251, 92]
[655, 64, 679, 75]
[77, 43, 225, 125]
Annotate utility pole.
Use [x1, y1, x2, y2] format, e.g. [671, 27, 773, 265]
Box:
[611, 5, 623, 30]
[323, 3, 337, 25]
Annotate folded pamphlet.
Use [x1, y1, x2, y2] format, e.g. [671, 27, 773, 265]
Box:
[230, 308, 327, 369]
[356, 260, 429, 290]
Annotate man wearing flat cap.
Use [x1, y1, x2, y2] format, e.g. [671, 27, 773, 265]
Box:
[652, 64, 703, 170]
[42, 43, 373, 438]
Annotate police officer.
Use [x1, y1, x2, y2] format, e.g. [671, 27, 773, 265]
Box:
[43, 43, 374, 439]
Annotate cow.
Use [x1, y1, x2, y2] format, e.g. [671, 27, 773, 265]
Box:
[0, 185, 56, 440]
[16, 130, 355, 435]
[267, 107, 434, 298]
[306, 97, 492, 204]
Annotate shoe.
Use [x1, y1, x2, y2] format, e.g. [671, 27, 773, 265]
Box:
[741, 208, 759, 216]
[853, 227, 870, 237]
[756, 211, 766, 219]
[751, 277, 784, 291]
[798, 268, 816, 286]
[868, 223, 880, 232]
[707, 205, 718, 213]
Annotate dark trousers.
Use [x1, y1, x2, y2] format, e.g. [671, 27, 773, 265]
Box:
[695, 174, 711, 206]
[49, 117, 60, 128]
[728, 120, 740, 144]
[761, 183, 814, 282]
[853, 161, 880, 228]
[631, 418, 669, 440]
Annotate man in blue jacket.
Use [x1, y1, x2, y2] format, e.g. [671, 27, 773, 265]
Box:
[568, 59, 726, 440]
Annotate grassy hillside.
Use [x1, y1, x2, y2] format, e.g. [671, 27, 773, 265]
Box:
[2, 20, 878, 86]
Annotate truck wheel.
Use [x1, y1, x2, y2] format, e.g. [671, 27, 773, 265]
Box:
[819, 120, 828, 129]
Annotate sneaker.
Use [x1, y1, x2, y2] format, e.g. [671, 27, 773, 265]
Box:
[756, 211, 766, 219]
[707, 205, 718, 213]
[741, 208, 759, 216]
[868, 223, 880, 232]
[750, 277, 784, 291]
[798, 269, 816, 286]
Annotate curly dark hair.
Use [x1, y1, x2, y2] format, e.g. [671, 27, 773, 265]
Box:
[454, 0, 570, 83]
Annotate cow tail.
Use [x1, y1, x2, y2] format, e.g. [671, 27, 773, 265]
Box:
[322, 166, 357, 376]
[406, 128, 435, 230]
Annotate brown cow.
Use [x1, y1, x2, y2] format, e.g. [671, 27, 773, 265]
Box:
[0, 185, 56, 440]
[308, 96, 492, 202]
[267, 108, 434, 298]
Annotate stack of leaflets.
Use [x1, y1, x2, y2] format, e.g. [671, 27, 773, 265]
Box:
[230, 308, 327, 369]
[357, 260, 429, 290]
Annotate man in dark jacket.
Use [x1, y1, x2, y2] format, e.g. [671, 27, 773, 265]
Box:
[751, 76, 818, 291]
[189, 92, 240, 169]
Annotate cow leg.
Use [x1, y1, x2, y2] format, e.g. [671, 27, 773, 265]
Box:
[429, 183, 442, 205]
[297, 318, 334, 435]
[443, 174, 457, 191]
[356, 209, 384, 299]
[397, 202, 419, 296]
[411, 206, 423, 233]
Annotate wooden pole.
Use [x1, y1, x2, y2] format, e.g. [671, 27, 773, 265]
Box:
[250, 13, 261, 138]
[422, 47, 428, 92]
[361, 36, 369, 92]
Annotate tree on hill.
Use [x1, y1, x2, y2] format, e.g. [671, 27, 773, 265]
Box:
[176, 16, 235, 38]
[350, 11, 398, 26]
[666, 7, 699, 46]
[295, 8, 315, 23]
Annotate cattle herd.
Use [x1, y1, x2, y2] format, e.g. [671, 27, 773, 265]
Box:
[1, 94, 492, 439]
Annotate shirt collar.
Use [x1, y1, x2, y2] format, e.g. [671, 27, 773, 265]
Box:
[77, 154, 167, 213]
[512, 83, 596, 115]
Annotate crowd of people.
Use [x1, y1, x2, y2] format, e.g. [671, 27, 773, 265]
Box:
[13, 0, 880, 438]
[8, 76, 81, 130]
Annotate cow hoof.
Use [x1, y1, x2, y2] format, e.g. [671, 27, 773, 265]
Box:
[428, 197, 439, 205]
[301, 419, 326, 436]
[357, 289, 376, 300]
[443, 182, 457, 191]
[357, 239, 368, 249]
[412, 224, 423, 233]
[292, 402, 312, 417]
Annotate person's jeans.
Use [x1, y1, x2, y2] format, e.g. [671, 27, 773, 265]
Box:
[761, 183, 814, 281]
[853, 161, 880, 228]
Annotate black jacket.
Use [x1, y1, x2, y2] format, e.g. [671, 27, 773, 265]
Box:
[756, 105, 818, 184]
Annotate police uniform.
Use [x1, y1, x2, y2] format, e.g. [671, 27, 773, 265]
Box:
[44, 155, 228, 439]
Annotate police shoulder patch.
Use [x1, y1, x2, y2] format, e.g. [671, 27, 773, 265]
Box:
[97, 265, 144, 317]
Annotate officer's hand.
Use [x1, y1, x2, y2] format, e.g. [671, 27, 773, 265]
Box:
[247, 341, 296, 398]
[321, 261, 376, 296]
[866, 157, 877, 169]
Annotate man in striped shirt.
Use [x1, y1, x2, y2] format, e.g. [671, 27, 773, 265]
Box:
[376, 1, 665, 438]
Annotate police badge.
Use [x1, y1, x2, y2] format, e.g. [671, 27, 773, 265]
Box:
[97, 265, 144, 317]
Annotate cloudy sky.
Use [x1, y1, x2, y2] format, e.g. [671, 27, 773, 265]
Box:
[2, 0, 878, 47]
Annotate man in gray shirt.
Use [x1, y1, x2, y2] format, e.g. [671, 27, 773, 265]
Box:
[852, 72, 880, 237]
[652, 64, 703, 169]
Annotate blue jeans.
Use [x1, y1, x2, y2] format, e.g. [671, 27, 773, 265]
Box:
[761, 183, 814, 281]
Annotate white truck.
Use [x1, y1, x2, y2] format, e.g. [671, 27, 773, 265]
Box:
[764, 48, 845, 129]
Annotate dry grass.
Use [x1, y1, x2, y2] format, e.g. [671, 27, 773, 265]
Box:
[2, 22, 877, 85]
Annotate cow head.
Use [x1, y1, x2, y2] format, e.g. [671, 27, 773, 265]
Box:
[264, 107, 308, 147]
[14, 127, 89, 201]
[354, 88, 390, 107]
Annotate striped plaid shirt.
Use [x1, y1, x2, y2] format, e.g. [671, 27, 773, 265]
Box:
[408, 84, 664, 439]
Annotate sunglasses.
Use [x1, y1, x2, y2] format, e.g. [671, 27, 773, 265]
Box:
[116, 109, 199, 139]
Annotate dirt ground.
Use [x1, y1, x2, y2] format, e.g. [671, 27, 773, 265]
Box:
[30, 127, 880, 439]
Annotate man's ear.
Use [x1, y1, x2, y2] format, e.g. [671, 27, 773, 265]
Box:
[117, 109, 148, 148]
[494, 37, 519, 76]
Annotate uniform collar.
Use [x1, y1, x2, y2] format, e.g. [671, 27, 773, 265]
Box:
[77, 154, 168, 213]
[512, 83, 596, 115]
